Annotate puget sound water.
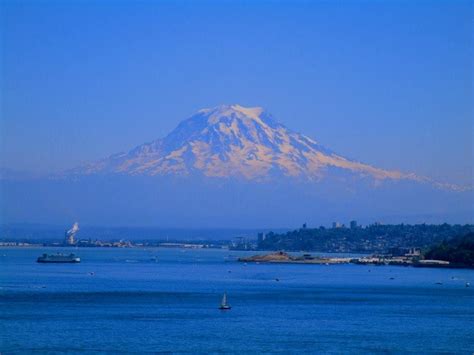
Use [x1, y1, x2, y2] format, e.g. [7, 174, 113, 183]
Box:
[1, 247, 473, 354]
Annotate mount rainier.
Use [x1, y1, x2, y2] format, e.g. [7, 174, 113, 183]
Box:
[3, 104, 471, 226]
[69, 104, 448, 188]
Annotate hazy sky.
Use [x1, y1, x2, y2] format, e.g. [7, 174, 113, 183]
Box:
[1, 0, 472, 185]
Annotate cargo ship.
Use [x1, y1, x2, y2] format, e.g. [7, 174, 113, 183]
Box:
[37, 253, 81, 263]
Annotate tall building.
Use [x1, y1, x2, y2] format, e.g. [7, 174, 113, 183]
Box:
[332, 222, 342, 229]
[257, 232, 266, 244]
[350, 220, 358, 229]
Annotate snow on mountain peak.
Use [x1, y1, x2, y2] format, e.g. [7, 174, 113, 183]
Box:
[199, 104, 267, 127]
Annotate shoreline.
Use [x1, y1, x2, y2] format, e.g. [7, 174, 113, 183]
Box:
[238, 251, 474, 269]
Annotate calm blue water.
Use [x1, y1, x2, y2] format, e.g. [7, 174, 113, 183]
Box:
[1, 247, 473, 354]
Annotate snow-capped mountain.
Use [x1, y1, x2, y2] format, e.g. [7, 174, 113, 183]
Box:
[4, 104, 471, 226]
[70, 104, 423, 183]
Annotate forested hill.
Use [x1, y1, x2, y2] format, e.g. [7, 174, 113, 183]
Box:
[258, 224, 474, 253]
[425, 233, 474, 267]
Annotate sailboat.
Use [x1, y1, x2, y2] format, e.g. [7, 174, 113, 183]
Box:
[219, 292, 231, 310]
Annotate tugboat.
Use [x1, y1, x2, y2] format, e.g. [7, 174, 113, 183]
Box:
[219, 293, 231, 310]
[37, 253, 81, 263]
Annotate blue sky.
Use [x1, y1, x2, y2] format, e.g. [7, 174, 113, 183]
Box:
[1, 0, 472, 185]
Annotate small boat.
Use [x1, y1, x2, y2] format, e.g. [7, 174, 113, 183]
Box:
[219, 293, 231, 310]
[466, 282, 470, 288]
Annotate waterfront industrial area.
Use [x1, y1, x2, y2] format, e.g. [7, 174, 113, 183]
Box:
[1, 222, 473, 269]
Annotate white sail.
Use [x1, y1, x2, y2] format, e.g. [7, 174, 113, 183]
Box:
[221, 293, 227, 306]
